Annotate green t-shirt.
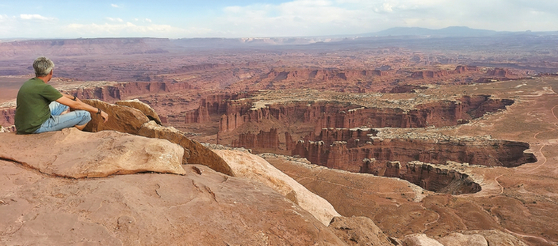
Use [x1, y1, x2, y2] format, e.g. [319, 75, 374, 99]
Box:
[15, 78, 63, 134]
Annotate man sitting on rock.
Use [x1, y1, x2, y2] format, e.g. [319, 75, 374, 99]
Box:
[14, 56, 108, 134]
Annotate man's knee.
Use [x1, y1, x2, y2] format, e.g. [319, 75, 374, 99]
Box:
[76, 111, 92, 126]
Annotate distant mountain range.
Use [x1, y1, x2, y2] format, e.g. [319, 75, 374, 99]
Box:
[364, 26, 553, 37]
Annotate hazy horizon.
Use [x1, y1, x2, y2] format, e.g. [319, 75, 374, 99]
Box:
[1, 0, 557, 39]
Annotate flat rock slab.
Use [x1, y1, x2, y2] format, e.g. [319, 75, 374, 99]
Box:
[0, 161, 344, 245]
[0, 128, 185, 178]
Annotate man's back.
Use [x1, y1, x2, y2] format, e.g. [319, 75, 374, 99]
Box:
[15, 78, 62, 134]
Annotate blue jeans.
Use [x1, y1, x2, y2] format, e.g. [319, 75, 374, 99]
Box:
[34, 102, 91, 134]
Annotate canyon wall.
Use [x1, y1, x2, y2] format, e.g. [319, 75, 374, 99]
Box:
[0, 38, 171, 58]
[292, 131, 536, 170]
[216, 95, 514, 133]
[72, 81, 193, 102]
[410, 65, 479, 79]
[232, 128, 280, 149]
[185, 94, 252, 124]
[265, 68, 390, 81]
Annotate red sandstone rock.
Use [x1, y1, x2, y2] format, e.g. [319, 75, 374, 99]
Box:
[401, 234, 443, 246]
[72, 81, 193, 103]
[290, 128, 536, 182]
[213, 95, 514, 136]
[232, 128, 280, 149]
[138, 121, 233, 176]
[460, 230, 527, 246]
[82, 99, 149, 134]
[0, 128, 185, 178]
[437, 232, 488, 246]
[212, 149, 341, 226]
[115, 99, 162, 125]
[0, 160, 345, 245]
[410, 66, 479, 80]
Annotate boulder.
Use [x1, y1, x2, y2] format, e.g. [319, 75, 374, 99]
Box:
[0, 160, 345, 245]
[461, 230, 528, 246]
[115, 99, 162, 125]
[401, 234, 443, 246]
[213, 149, 341, 226]
[80, 100, 230, 176]
[437, 232, 488, 246]
[82, 99, 149, 134]
[0, 128, 185, 178]
[138, 121, 233, 176]
[328, 216, 394, 246]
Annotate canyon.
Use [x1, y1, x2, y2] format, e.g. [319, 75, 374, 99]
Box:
[1, 35, 558, 245]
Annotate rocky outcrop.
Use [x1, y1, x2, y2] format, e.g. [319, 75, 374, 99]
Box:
[138, 121, 233, 176]
[115, 99, 162, 125]
[82, 99, 150, 134]
[80, 99, 233, 175]
[0, 128, 185, 178]
[487, 68, 513, 77]
[212, 149, 341, 226]
[0, 160, 345, 245]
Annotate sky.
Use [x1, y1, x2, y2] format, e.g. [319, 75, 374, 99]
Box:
[0, 0, 557, 39]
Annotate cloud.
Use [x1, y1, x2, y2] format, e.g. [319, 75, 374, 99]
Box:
[64, 22, 213, 38]
[212, 0, 558, 37]
[217, 0, 377, 37]
[20, 14, 56, 21]
[106, 17, 124, 22]
[2, 0, 558, 39]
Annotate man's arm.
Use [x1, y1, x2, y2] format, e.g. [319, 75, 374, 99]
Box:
[60, 93, 85, 102]
[56, 96, 109, 123]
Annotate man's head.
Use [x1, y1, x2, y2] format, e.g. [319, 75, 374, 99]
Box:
[33, 56, 55, 78]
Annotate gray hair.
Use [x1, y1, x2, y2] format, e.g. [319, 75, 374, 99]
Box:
[33, 56, 55, 77]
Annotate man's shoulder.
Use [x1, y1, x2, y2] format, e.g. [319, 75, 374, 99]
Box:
[20, 78, 43, 89]
[20, 78, 54, 91]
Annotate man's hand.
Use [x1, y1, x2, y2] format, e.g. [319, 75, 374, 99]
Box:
[99, 110, 109, 123]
